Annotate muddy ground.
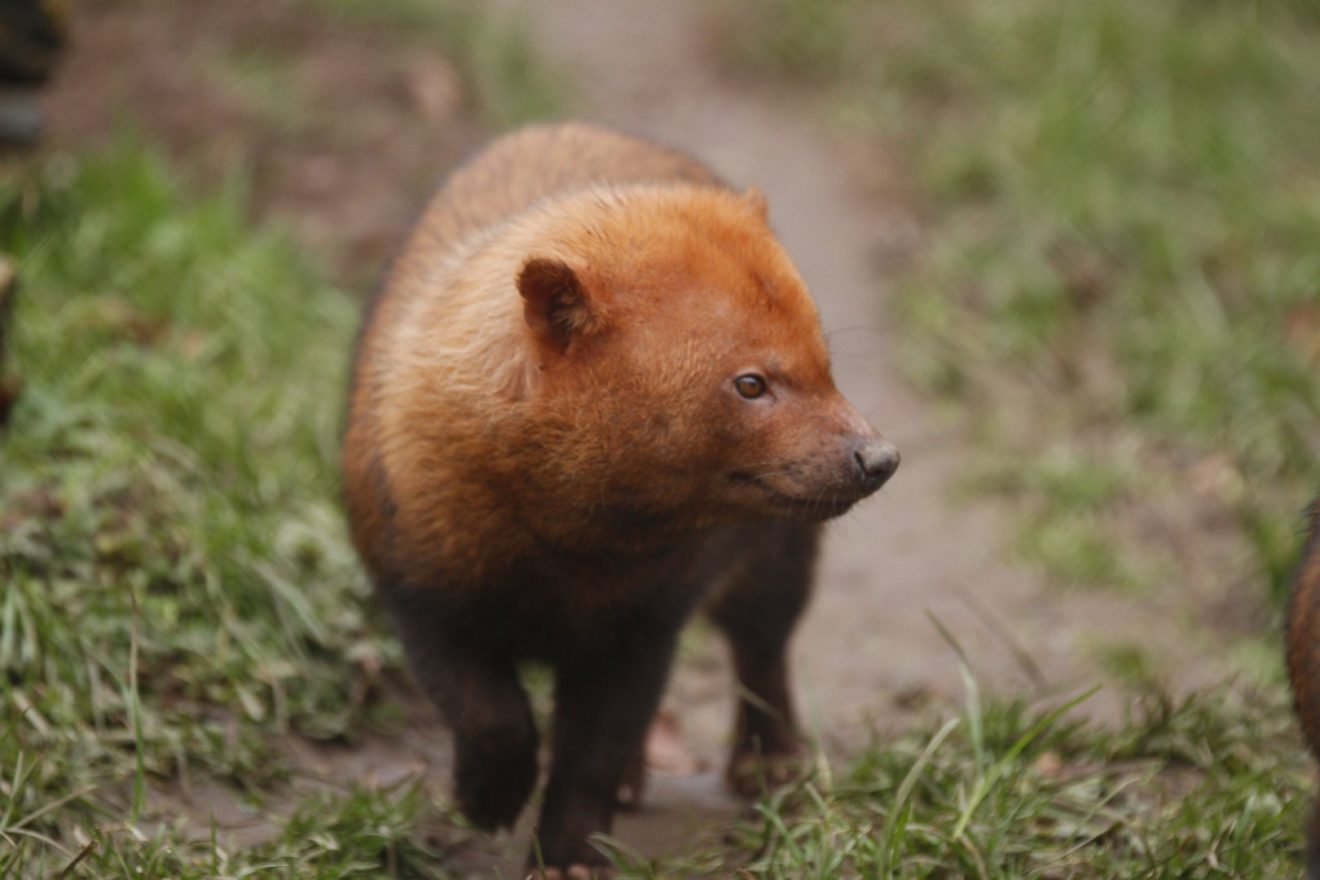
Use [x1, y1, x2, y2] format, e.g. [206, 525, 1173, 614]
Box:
[34, 0, 1231, 874]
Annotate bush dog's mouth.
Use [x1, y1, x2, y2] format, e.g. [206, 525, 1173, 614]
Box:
[765, 491, 860, 520]
[729, 472, 864, 520]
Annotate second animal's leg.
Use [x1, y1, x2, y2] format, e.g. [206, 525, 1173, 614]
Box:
[705, 523, 820, 796]
[382, 588, 539, 830]
[531, 627, 680, 872]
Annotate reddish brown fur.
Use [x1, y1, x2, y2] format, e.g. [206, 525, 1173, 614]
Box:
[1287, 498, 1320, 876]
[342, 123, 897, 873]
[346, 125, 872, 594]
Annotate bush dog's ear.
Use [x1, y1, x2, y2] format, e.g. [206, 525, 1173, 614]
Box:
[742, 185, 769, 221]
[517, 256, 601, 354]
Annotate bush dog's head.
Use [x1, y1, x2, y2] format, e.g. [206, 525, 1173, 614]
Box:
[514, 183, 898, 529]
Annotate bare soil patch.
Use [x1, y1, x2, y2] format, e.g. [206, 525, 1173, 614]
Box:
[40, 0, 484, 281]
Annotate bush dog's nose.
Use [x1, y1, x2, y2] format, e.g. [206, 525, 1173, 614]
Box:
[854, 439, 900, 489]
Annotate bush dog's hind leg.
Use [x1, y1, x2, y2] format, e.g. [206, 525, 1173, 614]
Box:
[381, 588, 539, 831]
[532, 628, 681, 871]
[705, 523, 820, 796]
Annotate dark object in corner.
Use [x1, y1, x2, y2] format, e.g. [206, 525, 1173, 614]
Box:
[1286, 498, 1320, 879]
[0, 0, 68, 148]
[0, 0, 67, 84]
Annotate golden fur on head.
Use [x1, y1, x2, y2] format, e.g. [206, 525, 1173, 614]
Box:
[377, 181, 810, 405]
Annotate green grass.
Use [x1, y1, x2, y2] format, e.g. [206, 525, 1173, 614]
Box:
[0, 144, 465, 877]
[721, 0, 1320, 605]
[630, 685, 1310, 878]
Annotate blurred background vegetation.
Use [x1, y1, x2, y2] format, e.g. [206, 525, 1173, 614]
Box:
[1, 0, 1317, 876]
[726, 0, 1320, 612]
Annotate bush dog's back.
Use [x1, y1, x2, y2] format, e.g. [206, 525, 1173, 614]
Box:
[342, 123, 899, 876]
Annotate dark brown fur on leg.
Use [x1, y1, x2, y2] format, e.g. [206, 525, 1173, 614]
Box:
[531, 628, 680, 871]
[383, 588, 539, 830]
[705, 522, 820, 796]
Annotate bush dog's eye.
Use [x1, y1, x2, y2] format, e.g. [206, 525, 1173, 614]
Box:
[734, 374, 767, 400]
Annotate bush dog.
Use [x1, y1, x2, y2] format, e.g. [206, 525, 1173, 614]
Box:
[342, 123, 899, 875]
[1288, 498, 1320, 877]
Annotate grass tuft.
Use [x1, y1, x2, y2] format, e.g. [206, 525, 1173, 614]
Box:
[0, 142, 440, 877]
[630, 686, 1309, 878]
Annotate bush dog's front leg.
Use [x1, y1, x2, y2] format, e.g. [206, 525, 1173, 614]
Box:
[384, 590, 539, 830]
[530, 630, 679, 873]
[706, 524, 819, 795]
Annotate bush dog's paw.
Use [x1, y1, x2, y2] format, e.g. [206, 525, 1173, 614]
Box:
[454, 727, 538, 829]
[527, 863, 615, 880]
[726, 744, 807, 799]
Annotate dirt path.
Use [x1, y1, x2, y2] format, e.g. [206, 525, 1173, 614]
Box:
[471, 0, 1231, 868]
